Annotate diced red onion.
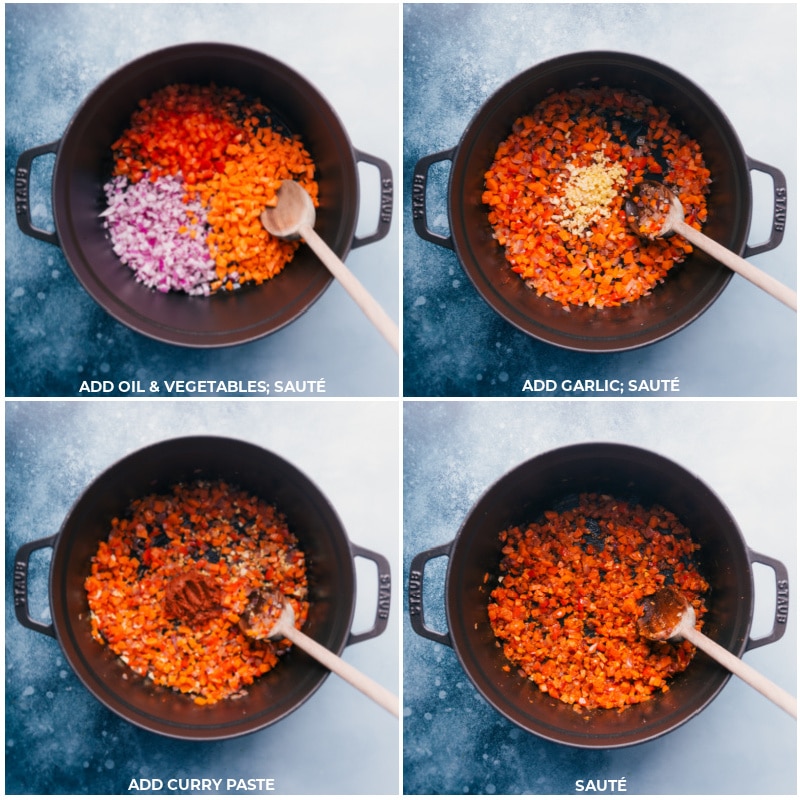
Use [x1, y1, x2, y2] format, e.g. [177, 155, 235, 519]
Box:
[101, 173, 218, 295]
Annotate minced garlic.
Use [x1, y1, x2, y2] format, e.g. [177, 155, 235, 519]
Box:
[556, 152, 627, 234]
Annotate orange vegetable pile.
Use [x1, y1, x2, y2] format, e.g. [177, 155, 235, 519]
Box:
[85, 479, 309, 705]
[109, 83, 318, 292]
[482, 87, 712, 308]
[487, 493, 708, 712]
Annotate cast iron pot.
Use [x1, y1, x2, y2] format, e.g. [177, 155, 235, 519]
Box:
[409, 442, 789, 748]
[15, 43, 393, 347]
[14, 436, 392, 740]
[412, 51, 787, 352]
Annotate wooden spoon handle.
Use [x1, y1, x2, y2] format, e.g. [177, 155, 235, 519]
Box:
[683, 626, 797, 718]
[300, 222, 400, 352]
[675, 221, 797, 311]
[282, 624, 400, 717]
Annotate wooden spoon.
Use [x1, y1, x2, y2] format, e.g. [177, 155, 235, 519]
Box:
[261, 181, 399, 352]
[638, 586, 797, 718]
[625, 181, 796, 311]
[241, 591, 399, 718]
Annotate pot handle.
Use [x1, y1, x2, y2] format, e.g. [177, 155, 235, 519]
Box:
[743, 157, 787, 258]
[351, 150, 393, 249]
[346, 543, 392, 646]
[411, 148, 456, 250]
[15, 140, 61, 246]
[744, 548, 789, 651]
[13, 535, 57, 638]
[408, 541, 453, 647]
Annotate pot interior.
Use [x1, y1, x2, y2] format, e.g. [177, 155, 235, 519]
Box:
[50, 437, 356, 739]
[53, 43, 359, 346]
[449, 52, 751, 351]
[446, 443, 753, 748]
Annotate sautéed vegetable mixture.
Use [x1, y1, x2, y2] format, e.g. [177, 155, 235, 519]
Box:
[483, 87, 711, 309]
[487, 493, 708, 711]
[85, 479, 309, 704]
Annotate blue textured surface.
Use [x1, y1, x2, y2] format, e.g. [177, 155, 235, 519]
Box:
[403, 3, 797, 397]
[403, 399, 796, 794]
[6, 400, 400, 794]
[5, 3, 399, 397]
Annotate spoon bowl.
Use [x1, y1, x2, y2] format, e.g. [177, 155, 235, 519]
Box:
[626, 181, 796, 310]
[240, 590, 294, 640]
[261, 180, 316, 240]
[625, 180, 684, 239]
[637, 585, 695, 641]
[639, 586, 796, 718]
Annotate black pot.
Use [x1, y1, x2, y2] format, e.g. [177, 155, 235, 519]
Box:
[15, 43, 393, 347]
[412, 51, 787, 352]
[14, 436, 391, 740]
[408, 442, 789, 748]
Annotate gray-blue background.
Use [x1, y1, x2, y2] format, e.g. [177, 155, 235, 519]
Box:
[403, 400, 796, 794]
[5, 3, 399, 398]
[403, 3, 797, 397]
[5, 400, 399, 795]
